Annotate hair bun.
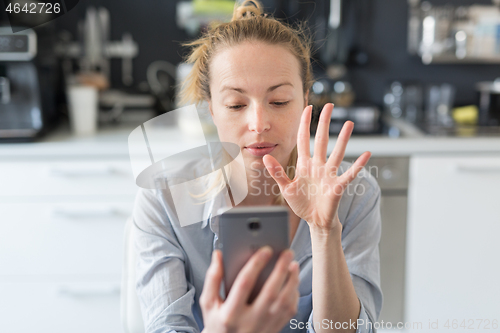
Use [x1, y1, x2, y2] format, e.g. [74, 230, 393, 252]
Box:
[232, 0, 266, 21]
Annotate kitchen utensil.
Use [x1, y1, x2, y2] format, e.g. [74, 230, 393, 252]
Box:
[66, 84, 98, 136]
[426, 83, 455, 127]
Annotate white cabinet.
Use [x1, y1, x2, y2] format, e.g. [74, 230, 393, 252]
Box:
[405, 154, 500, 331]
[0, 155, 137, 333]
[0, 160, 137, 197]
[0, 202, 131, 277]
[0, 279, 122, 333]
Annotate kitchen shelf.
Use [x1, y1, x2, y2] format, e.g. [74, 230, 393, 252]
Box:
[407, 0, 500, 65]
[420, 54, 500, 65]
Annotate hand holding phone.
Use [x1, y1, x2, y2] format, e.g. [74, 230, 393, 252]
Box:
[200, 247, 300, 333]
[218, 206, 290, 303]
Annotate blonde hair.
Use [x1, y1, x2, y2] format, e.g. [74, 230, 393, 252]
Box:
[178, 0, 314, 206]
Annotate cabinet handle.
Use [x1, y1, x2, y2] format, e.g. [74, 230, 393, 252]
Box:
[56, 283, 120, 297]
[51, 207, 121, 219]
[49, 166, 119, 177]
[455, 165, 500, 173]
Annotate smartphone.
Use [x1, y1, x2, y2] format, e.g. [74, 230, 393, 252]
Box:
[218, 206, 289, 303]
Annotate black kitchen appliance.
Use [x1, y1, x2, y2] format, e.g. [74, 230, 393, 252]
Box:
[0, 27, 51, 141]
[477, 79, 500, 127]
[270, 0, 362, 67]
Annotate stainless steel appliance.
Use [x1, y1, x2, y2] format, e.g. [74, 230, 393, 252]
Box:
[54, 6, 138, 87]
[329, 106, 382, 135]
[347, 156, 410, 326]
[0, 27, 44, 140]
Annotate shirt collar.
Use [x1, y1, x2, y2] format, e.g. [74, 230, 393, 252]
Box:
[200, 188, 228, 231]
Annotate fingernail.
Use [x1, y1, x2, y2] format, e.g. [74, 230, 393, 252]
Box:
[260, 246, 273, 258]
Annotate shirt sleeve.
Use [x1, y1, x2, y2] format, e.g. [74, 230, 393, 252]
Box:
[306, 296, 375, 333]
[307, 165, 383, 333]
[340, 168, 383, 332]
[133, 187, 200, 333]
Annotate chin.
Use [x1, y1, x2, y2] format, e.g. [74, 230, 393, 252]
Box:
[244, 156, 267, 172]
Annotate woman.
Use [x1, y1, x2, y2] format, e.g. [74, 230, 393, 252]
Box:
[133, 1, 382, 332]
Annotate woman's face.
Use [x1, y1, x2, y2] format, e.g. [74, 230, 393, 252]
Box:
[208, 41, 308, 172]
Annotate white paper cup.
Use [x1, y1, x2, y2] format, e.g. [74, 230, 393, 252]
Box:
[67, 85, 98, 136]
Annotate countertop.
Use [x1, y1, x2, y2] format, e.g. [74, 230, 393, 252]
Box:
[1, 118, 500, 158]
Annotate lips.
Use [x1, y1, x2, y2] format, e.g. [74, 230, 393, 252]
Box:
[244, 142, 277, 157]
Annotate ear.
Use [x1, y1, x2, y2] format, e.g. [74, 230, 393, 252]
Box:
[207, 100, 217, 125]
[304, 90, 309, 107]
[207, 100, 213, 116]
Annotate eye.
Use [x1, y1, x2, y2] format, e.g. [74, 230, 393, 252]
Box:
[226, 105, 245, 110]
[272, 101, 290, 107]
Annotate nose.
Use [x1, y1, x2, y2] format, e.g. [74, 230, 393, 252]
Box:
[247, 103, 271, 134]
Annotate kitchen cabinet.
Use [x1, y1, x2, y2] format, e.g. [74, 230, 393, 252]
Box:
[355, 156, 409, 327]
[0, 280, 122, 333]
[379, 195, 407, 326]
[0, 159, 137, 197]
[405, 154, 500, 331]
[0, 156, 137, 333]
[0, 202, 131, 277]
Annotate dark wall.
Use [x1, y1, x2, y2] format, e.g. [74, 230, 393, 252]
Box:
[53, 0, 192, 90]
[47, 0, 500, 107]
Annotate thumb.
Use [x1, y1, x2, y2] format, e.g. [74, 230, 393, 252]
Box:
[201, 250, 224, 307]
[263, 154, 292, 190]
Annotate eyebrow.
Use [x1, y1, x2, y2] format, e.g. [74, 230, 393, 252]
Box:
[220, 82, 294, 94]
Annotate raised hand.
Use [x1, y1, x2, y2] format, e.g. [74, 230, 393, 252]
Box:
[263, 103, 372, 235]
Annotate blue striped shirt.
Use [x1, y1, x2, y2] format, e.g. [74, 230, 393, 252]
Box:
[133, 161, 383, 333]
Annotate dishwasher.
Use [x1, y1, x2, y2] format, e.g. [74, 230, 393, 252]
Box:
[347, 156, 410, 326]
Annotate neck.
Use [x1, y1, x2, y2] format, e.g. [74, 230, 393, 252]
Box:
[237, 164, 279, 206]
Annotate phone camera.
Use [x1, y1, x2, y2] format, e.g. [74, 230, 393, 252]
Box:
[248, 221, 261, 230]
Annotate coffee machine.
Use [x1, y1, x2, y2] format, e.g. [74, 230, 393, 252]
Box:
[0, 27, 46, 141]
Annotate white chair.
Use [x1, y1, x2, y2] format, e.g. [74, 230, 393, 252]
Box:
[121, 217, 145, 333]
